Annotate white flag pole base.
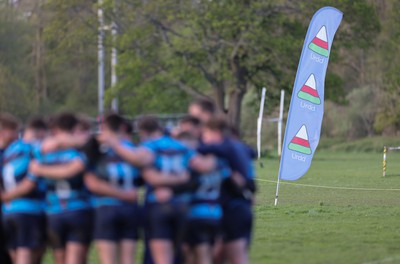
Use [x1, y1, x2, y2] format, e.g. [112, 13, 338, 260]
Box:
[274, 176, 281, 206]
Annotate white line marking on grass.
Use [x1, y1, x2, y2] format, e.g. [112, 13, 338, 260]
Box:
[255, 178, 400, 191]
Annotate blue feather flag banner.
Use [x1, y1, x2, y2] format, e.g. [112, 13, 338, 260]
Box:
[279, 7, 343, 181]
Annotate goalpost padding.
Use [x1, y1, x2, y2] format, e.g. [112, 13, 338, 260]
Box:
[382, 146, 400, 177]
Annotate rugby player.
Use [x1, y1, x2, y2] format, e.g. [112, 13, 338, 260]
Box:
[84, 113, 140, 264]
[176, 131, 230, 264]
[0, 114, 47, 264]
[28, 113, 93, 264]
[197, 116, 256, 264]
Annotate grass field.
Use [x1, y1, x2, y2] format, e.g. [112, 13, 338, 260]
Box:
[43, 150, 400, 264]
[251, 150, 400, 264]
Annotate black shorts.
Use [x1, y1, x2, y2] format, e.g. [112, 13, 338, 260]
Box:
[3, 213, 46, 250]
[145, 202, 188, 242]
[47, 209, 93, 248]
[222, 200, 253, 243]
[94, 204, 140, 241]
[184, 219, 220, 247]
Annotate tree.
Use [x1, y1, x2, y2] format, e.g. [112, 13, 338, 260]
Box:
[113, 0, 379, 128]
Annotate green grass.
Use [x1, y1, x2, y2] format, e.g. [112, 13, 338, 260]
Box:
[43, 150, 400, 263]
[251, 150, 400, 264]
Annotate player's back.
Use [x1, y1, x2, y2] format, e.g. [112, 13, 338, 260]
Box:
[189, 158, 230, 221]
[38, 148, 91, 214]
[92, 140, 140, 207]
[1, 140, 45, 214]
[142, 135, 194, 203]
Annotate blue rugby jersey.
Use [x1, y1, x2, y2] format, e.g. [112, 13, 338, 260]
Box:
[197, 138, 256, 203]
[1, 140, 45, 215]
[189, 158, 230, 220]
[142, 135, 195, 203]
[33, 147, 91, 215]
[91, 140, 140, 207]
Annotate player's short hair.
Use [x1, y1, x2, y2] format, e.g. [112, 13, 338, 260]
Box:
[176, 131, 198, 142]
[104, 113, 125, 133]
[0, 113, 20, 131]
[137, 116, 161, 134]
[52, 112, 79, 132]
[191, 98, 216, 114]
[204, 115, 229, 132]
[179, 115, 201, 127]
[26, 117, 48, 131]
[77, 115, 92, 132]
[123, 119, 133, 135]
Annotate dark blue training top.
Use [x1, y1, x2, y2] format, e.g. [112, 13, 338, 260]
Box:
[91, 140, 140, 207]
[142, 135, 195, 204]
[189, 158, 231, 220]
[1, 140, 45, 215]
[197, 137, 256, 203]
[32, 146, 91, 215]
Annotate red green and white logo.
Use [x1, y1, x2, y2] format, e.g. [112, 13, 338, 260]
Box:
[288, 125, 312, 155]
[297, 74, 321, 105]
[308, 26, 329, 57]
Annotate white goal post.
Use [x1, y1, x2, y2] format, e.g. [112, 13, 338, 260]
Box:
[382, 146, 400, 177]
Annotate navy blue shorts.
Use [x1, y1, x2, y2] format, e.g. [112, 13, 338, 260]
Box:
[222, 200, 253, 243]
[47, 209, 93, 248]
[184, 219, 220, 247]
[145, 202, 188, 241]
[94, 204, 140, 241]
[3, 213, 46, 250]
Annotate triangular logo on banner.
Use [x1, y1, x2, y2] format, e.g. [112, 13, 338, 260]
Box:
[308, 26, 329, 57]
[288, 125, 312, 155]
[297, 74, 321, 105]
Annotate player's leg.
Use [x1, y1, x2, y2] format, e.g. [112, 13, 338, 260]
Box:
[150, 239, 174, 264]
[119, 205, 139, 264]
[191, 222, 218, 264]
[47, 214, 67, 264]
[14, 248, 33, 264]
[120, 240, 136, 264]
[181, 244, 194, 264]
[52, 248, 65, 264]
[147, 204, 174, 264]
[8, 251, 16, 263]
[13, 214, 46, 264]
[212, 237, 224, 264]
[96, 240, 117, 264]
[65, 209, 93, 264]
[94, 206, 119, 264]
[222, 202, 252, 264]
[65, 242, 88, 264]
[223, 239, 248, 264]
[3, 214, 17, 263]
[193, 244, 212, 264]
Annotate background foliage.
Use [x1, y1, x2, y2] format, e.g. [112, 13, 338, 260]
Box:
[0, 0, 398, 138]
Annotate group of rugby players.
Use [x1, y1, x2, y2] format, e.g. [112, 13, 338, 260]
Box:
[0, 99, 256, 264]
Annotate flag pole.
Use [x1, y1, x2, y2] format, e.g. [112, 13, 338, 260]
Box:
[275, 90, 285, 206]
[257, 87, 267, 167]
[274, 172, 281, 206]
[277, 90, 285, 157]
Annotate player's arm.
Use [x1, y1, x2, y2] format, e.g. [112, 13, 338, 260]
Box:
[97, 134, 154, 167]
[29, 159, 85, 180]
[1, 178, 36, 202]
[84, 172, 137, 202]
[190, 154, 216, 174]
[142, 168, 190, 187]
[40, 134, 88, 154]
